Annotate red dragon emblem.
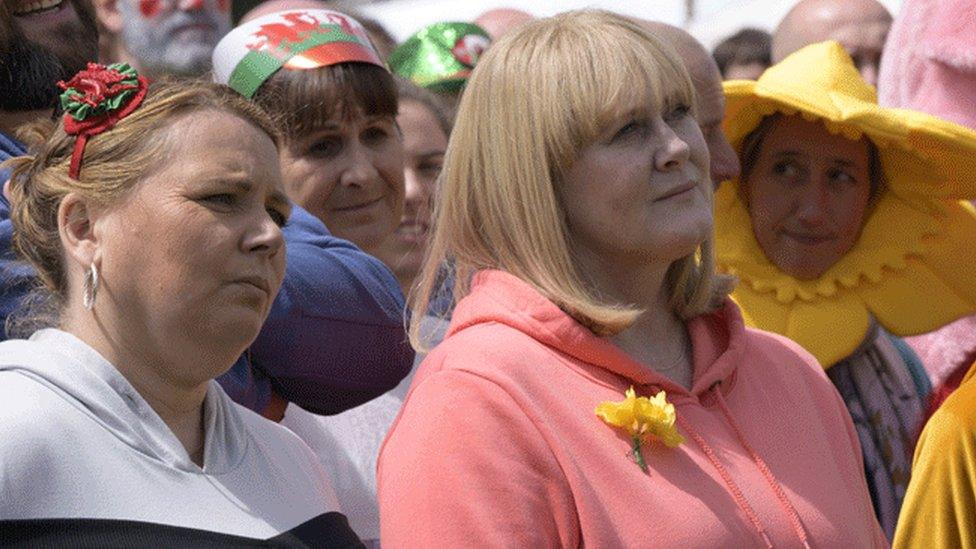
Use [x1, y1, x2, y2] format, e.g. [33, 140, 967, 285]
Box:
[323, 13, 357, 36]
[246, 13, 344, 60]
[451, 34, 490, 67]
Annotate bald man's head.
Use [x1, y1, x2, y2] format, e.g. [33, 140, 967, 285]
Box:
[639, 20, 741, 186]
[242, 0, 332, 23]
[772, 0, 891, 85]
[473, 8, 533, 40]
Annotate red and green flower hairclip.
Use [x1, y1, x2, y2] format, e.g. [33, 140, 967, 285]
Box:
[57, 62, 149, 179]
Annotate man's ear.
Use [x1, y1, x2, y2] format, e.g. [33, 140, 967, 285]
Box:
[92, 0, 124, 35]
[58, 193, 100, 270]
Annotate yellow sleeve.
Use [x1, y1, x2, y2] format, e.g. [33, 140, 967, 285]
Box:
[894, 381, 976, 548]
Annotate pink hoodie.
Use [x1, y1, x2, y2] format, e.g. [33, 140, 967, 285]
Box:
[378, 270, 886, 547]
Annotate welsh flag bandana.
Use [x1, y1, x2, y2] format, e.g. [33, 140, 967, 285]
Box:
[212, 9, 385, 98]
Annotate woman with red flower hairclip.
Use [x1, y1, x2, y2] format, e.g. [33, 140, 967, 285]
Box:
[0, 64, 362, 546]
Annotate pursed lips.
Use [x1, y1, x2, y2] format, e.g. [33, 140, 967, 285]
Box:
[232, 275, 271, 295]
[654, 181, 697, 202]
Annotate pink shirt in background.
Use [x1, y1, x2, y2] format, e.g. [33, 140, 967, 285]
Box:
[877, 0, 976, 397]
[877, 0, 976, 130]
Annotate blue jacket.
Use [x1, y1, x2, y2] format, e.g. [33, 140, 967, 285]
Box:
[0, 135, 34, 335]
[0, 132, 414, 415]
[242, 205, 415, 414]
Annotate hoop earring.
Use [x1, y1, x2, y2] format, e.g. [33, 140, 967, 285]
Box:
[83, 263, 99, 310]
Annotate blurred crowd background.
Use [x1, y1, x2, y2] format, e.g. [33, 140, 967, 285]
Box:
[231, 0, 902, 49]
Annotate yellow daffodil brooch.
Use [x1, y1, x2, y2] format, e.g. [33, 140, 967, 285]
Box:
[595, 386, 684, 472]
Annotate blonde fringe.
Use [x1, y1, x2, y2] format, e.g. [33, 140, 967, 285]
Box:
[408, 10, 733, 351]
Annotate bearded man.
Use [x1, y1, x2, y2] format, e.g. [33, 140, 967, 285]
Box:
[93, 0, 230, 78]
[0, 0, 98, 135]
[0, 0, 98, 337]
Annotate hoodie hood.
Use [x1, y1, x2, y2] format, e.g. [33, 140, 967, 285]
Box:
[0, 328, 247, 474]
[382, 269, 880, 546]
[447, 270, 746, 399]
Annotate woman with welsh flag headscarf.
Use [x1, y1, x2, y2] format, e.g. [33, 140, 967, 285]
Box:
[213, 10, 405, 545]
[714, 40, 976, 539]
[214, 9, 403, 259]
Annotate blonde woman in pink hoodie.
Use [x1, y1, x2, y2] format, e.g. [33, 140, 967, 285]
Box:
[377, 10, 886, 548]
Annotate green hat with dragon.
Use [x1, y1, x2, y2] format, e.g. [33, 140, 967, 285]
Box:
[389, 22, 491, 94]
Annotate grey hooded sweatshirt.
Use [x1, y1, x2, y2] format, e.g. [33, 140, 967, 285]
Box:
[0, 329, 361, 547]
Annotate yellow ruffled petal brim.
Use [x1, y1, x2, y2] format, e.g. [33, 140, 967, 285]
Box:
[716, 41, 976, 368]
[731, 282, 871, 368]
[859, 201, 976, 334]
[716, 186, 976, 368]
[723, 44, 976, 201]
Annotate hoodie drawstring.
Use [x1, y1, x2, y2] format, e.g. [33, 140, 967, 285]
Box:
[712, 386, 812, 549]
[675, 386, 812, 549]
[676, 414, 774, 549]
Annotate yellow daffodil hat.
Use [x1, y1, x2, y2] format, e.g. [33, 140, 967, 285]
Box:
[714, 40, 976, 368]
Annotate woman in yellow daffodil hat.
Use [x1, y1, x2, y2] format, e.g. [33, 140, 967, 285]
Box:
[715, 40, 976, 539]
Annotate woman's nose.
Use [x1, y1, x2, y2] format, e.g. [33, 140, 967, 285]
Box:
[403, 169, 429, 206]
[708, 132, 741, 186]
[244, 210, 285, 257]
[654, 126, 691, 172]
[795, 183, 831, 226]
[339, 143, 381, 189]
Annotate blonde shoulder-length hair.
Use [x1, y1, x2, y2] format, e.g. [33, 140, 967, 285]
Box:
[409, 9, 732, 350]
